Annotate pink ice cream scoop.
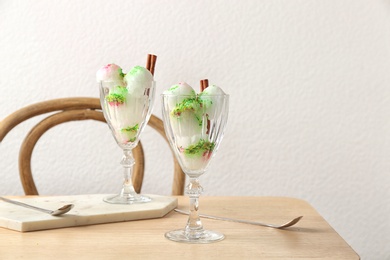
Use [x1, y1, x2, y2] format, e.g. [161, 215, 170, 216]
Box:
[96, 63, 124, 82]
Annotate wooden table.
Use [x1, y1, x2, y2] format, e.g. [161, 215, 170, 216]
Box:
[0, 196, 359, 259]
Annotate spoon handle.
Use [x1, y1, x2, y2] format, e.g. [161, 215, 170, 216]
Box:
[0, 196, 52, 214]
[174, 209, 302, 229]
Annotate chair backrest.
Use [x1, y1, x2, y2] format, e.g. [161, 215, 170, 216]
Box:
[0, 97, 185, 195]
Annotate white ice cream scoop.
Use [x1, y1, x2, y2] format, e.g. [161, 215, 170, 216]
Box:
[164, 82, 196, 96]
[96, 63, 124, 82]
[199, 84, 226, 119]
[124, 66, 154, 98]
[164, 82, 196, 109]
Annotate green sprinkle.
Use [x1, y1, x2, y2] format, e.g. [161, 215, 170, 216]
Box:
[171, 97, 198, 115]
[183, 139, 215, 156]
[106, 86, 128, 104]
[169, 85, 179, 91]
[127, 66, 144, 76]
[121, 124, 139, 133]
[121, 124, 139, 143]
[106, 93, 125, 103]
[118, 68, 125, 78]
[171, 96, 207, 126]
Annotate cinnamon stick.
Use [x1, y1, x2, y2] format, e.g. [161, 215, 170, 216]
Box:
[200, 79, 210, 134]
[200, 79, 209, 92]
[146, 54, 157, 76]
[150, 55, 157, 76]
[146, 54, 152, 71]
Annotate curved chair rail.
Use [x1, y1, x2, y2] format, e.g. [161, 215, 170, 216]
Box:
[0, 97, 185, 195]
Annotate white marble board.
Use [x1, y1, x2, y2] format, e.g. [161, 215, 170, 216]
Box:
[0, 194, 177, 232]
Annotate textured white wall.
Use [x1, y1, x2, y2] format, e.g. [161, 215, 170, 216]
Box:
[1, 0, 389, 258]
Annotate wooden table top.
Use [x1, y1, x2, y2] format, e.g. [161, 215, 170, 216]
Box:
[0, 196, 359, 259]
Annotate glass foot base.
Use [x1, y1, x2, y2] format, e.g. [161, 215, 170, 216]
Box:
[103, 194, 152, 204]
[165, 229, 225, 243]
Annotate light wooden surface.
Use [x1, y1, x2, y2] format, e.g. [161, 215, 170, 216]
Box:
[0, 196, 359, 259]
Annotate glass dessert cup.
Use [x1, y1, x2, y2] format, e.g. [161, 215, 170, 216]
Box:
[99, 80, 155, 204]
[162, 93, 229, 243]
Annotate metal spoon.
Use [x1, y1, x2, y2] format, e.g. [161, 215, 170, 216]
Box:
[174, 209, 303, 229]
[0, 196, 74, 216]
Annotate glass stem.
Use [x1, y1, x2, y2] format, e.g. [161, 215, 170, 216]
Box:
[120, 149, 137, 197]
[185, 178, 204, 238]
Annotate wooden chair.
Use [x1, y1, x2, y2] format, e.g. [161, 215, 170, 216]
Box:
[0, 97, 185, 195]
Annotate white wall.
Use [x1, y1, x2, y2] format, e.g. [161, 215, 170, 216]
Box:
[1, 0, 389, 258]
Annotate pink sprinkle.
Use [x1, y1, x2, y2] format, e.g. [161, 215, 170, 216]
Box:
[203, 151, 212, 160]
[109, 101, 121, 106]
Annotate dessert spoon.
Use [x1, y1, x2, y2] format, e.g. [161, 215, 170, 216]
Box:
[0, 196, 74, 216]
[174, 209, 302, 229]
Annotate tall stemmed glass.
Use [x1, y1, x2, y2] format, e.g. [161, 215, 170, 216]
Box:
[162, 92, 229, 243]
[99, 65, 155, 204]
